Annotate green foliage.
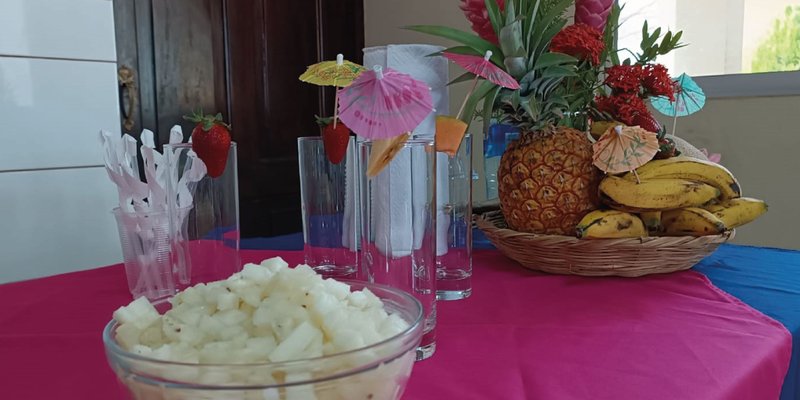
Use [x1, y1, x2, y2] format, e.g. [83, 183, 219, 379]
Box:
[623, 20, 685, 65]
[751, 6, 800, 73]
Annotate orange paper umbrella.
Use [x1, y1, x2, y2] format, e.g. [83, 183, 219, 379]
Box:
[592, 125, 659, 175]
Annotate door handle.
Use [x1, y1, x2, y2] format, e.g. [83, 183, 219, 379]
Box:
[118, 65, 138, 131]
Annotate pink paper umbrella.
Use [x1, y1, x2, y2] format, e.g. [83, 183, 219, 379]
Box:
[337, 65, 434, 139]
[444, 50, 519, 120]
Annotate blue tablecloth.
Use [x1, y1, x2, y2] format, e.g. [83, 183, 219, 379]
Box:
[242, 231, 800, 399]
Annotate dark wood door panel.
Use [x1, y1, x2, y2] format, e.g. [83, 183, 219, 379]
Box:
[113, 0, 364, 237]
[151, 0, 228, 145]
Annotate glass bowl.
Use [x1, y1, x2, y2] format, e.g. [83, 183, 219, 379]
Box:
[103, 281, 423, 400]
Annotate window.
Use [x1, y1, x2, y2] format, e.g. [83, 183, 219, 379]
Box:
[617, 0, 800, 97]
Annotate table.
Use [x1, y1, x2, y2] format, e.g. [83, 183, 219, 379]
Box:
[247, 233, 800, 399]
[0, 236, 796, 399]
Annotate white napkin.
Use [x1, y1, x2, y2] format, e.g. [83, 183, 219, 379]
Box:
[353, 44, 450, 258]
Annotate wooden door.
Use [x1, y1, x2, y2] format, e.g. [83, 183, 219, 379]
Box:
[113, 0, 364, 237]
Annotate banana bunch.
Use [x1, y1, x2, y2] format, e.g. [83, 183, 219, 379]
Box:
[580, 156, 767, 239]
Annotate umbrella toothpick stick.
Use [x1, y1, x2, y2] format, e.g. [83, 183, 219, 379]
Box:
[456, 74, 480, 120]
[670, 96, 681, 138]
[455, 50, 493, 120]
[632, 168, 641, 184]
[333, 54, 344, 129]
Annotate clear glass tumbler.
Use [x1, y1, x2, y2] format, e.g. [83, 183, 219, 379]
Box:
[113, 207, 178, 301]
[359, 138, 437, 360]
[164, 142, 241, 287]
[437, 134, 473, 300]
[297, 136, 359, 277]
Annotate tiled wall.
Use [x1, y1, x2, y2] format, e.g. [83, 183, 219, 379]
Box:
[0, 0, 122, 283]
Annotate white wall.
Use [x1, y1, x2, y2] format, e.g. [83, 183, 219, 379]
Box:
[364, 0, 800, 249]
[0, 0, 122, 283]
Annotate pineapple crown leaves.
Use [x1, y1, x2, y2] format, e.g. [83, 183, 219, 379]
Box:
[406, 0, 578, 133]
[183, 110, 230, 131]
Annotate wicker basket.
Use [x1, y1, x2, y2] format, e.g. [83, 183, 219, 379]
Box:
[476, 210, 732, 277]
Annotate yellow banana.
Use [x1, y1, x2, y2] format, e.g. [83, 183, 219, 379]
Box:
[624, 156, 741, 200]
[590, 121, 622, 140]
[576, 210, 647, 239]
[703, 197, 767, 228]
[599, 176, 721, 212]
[639, 211, 663, 232]
[366, 133, 409, 177]
[661, 207, 726, 236]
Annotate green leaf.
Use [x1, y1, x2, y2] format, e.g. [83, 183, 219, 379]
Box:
[525, 0, 542, 50]
[504, 0, 516, 26]
[511, 89, 521, 109]
[521, 96, 540, 121]
[530, 17, 567, 65]
[427, 46, 481, 58]
[484, 0, 503, 39]
[404, 25, 504, 66]
[672, 31, 684, 46]
[541, 65, 577, 79]
[534, 52, 578, 70]
[481, 85, 502, 136]
[504, 56, 527, 78]
[499, 20, 525, 57]
[459, 80, 497, 124]
[448, 72, 477, 86]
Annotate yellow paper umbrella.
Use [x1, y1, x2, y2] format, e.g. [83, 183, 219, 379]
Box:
[592, 125, 659, 178]
[299, 54, 366, 127]
[299, 53, 365, 87]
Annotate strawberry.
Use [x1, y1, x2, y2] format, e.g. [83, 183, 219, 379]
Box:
[315, 116, 350, 164]
[184, 111, 232, 178]
[654, 137, 681, 159]
[631, 112, 662, 134]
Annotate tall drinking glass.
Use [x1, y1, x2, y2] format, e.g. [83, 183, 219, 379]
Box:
[359, 138, 437, 360]
[437, 134, 473, 300]
[164, 142, 241, 287]
[297, 136, 359, 277]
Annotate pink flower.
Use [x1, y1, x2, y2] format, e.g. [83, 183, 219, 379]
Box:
[574, 0, 615, 32]
[460, 0, 505, 45]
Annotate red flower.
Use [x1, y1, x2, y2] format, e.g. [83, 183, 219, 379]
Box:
[594, 93, 649, 126]
[604, 64, 643, 93]
[549, 23, 605, 65]
[460, 0, 505, 45]
[642, 64, 676, 101]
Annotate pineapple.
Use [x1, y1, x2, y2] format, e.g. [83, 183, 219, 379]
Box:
[498, 126, 600, 234]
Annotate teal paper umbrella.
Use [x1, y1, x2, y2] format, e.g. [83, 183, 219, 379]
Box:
[651, 73, 706, 136]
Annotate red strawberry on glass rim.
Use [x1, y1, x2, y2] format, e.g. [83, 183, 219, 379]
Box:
[316, 115, 350, 164]
[184, 111, 232, 178]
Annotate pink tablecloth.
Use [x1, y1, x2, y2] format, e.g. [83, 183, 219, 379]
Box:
[0, 249, 791, 400]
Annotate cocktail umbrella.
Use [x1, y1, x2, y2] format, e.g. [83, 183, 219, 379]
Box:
[651, 73, 706, 137]
[436, 50, 520, 156]
[338, 65, 434, 139]
[337, 65, 434, 176]
[299, 53, 366, 127]
[593, 125, 659, 180]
